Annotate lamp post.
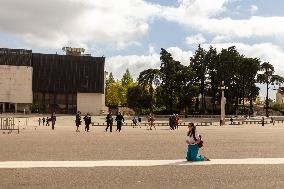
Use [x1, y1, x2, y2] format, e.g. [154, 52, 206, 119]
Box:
[218, 81, 228, 125]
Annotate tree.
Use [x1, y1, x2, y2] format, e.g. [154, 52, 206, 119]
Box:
[257, 62, 284, 117]
[137, 69, 160, 111]
[121, 68, 133, 86]
[106, 82, 122, 108]
[190, 45, 206, 114]
[205, 46, 219, 114]
[127, 85, 152, 114]
[160, 48, 181, 111]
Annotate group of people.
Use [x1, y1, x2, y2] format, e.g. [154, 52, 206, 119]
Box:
[37, 111, 210, 162]
[37, 112, 57, 130]
[75, 111, 92, 132]
[169, 114, 180, 130]
[105, 112, 124, 132]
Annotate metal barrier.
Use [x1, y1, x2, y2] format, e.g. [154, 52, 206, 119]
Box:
[0, 117, 19, 134]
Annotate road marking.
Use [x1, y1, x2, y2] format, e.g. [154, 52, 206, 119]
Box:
[1, 158, 284, 168]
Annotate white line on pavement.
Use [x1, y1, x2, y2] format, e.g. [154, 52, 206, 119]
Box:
[1, 158, 284, 168]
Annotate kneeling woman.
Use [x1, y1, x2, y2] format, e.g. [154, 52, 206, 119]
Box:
[186, 123, 210, 161]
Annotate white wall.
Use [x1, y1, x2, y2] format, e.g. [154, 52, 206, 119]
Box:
[0, 65, 33, 103]
[77, 93, 106, 115]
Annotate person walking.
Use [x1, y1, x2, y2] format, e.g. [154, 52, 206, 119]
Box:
[75, 111, 81, 132]
[261, 117, 265, 126]
[105, 112, 113, 132]
[115, 112, 124, 132]
[50, 112, 56, 130]
[46, 117, 50, 126]
[175, 114, 180, 129]
[186, 122, 210, 161]
[148, 113, 155, 130]
[38, 118, 41, 126]
[42, 117, 45, 126]
[271, 117, 275, 126]
[83, 113, 91, 132]
[169, 115, 173, 130]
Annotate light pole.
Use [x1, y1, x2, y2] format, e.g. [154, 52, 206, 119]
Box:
[218, 81, 228, 125]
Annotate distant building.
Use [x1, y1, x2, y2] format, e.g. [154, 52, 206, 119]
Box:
[0, 48, 107, 115]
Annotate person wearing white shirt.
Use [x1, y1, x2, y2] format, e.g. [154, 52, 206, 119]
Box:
[186, 122, 210, 161]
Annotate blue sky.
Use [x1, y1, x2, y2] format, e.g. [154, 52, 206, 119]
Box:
[0, 0, 284, 100]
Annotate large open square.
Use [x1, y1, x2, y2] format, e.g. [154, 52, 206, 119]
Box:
[1, 115, 284, 188]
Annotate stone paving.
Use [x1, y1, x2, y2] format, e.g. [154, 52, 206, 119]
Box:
[1, 114, 284, 188]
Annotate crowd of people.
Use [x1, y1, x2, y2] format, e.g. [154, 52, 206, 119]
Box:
[169, 114, 180, 130]
[37, 112, 56, 130]
[36, 111, 211, 162]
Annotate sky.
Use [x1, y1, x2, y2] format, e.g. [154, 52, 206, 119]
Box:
[0, 0, 284, 100]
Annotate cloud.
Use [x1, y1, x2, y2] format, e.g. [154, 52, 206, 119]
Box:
[105, 46, 193, 80]
[0, 0, 161, 49]
[167, 47, 193, 66]
[249, 5, 258, 14]
[161, 0, 284, 38]
[185, 34, 207, 45]
[203, 42, 284, 74]
[211, 35, 231, 43]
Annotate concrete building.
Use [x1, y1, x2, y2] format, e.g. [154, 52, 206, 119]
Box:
[0, 48, 107, 115]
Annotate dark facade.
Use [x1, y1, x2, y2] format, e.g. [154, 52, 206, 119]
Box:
[0, 48, 105, 114]
[0, 48, 32, 66]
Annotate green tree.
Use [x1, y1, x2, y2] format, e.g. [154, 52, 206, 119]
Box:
[121, 68, 133, 86]
[105, 82, 121, 108]
[160, 48, 181, 112]
[190, 45, 206, 113]
[127, 85, 152, 114]
[257, 62, 284, 117]
[137, 69, 160, 111]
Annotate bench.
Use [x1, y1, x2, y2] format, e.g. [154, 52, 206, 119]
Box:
[243, 120, 268, 124]
[196, 122, 212, 126]
[230, 121, 243, 125]
[0, 117, 19, 134]
[91, 122, 189, 127]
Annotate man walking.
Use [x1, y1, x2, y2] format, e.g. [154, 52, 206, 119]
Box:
[83, 113, 91, 132]
[115, 112, 124, 132]
[75, 111, 81, 132]
[105, 112, 113, 132]
[51, 112, 56, 130]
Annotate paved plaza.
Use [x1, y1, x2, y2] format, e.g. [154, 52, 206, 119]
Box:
[1, 115, 284, 188]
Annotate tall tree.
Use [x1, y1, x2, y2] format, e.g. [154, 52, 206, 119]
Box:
[127, 85, 152, 114]
[205, 46, 219, 114]
[160, 48, 181, 111]
[121, 68, 133, 86]
[137, 69, 160, 111]
[257, 62, 284, 117]
[190, 45, 206, 114]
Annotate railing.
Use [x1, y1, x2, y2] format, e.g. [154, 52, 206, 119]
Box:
[0, 117, 19, 134]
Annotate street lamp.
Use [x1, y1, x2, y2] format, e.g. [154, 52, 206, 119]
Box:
[218, 81, 228, 125]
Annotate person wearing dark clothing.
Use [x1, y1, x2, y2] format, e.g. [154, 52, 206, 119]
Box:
[38, 118, 41, 126]
[46, 117, 50, 126]
[115, 112, 124, 132]
[230, 117, 233, 125]
[271, 117, 275, 126]
[83, 114, 92, 132]
[261, 117, 265, 126]
[75, 111, 81, 132]
[42, 117, 45, 126]
[105, 112, 113, 132]
[51, 112, 56, 130]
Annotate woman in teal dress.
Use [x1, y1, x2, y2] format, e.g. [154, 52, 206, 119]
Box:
[186, 122, 210, 161]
